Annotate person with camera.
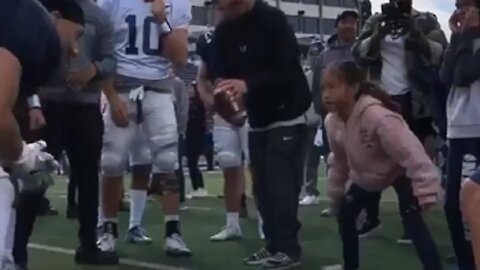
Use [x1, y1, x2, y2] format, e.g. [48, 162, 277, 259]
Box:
[440, 0, 480, 269]
[211, 0, 311, 268]
[352, 0, 447, 245]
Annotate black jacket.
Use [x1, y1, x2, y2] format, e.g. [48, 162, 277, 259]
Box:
[212, 0, 311, 128]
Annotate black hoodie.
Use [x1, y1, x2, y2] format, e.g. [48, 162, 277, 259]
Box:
[212, 0, 311, 129]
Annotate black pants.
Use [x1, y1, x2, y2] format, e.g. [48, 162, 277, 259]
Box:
[444, 138, 480, 270]
[339, 180, 442, 270]
[177, 135, 186, 202]
[364, 94, 435, 230]
[43, 102, 103, 249]
[186, 132, 205, 190]
[203, 132, 214, 170]
[250, 124, 306, 259]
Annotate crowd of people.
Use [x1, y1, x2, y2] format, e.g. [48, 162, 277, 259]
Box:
[3, 0, 480, 269]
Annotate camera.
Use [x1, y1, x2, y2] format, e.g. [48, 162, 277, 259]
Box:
[381, 0, 412, 36]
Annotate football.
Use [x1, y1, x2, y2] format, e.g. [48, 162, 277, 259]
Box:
[213, 85, 247, 127]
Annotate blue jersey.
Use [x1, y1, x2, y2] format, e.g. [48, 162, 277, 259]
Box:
[0, 0, 61, 96]
[196, 31, 216, 82]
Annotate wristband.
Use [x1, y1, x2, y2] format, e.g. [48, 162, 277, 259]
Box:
[27, 95, 41, 109]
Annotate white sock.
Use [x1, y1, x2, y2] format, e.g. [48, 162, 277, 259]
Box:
[0, 179, 15, 258]
[104, 218, 118, 223]
[226, 212, 239, 228]
[164, 215, 179, 222]
[129, 189, 147, 229]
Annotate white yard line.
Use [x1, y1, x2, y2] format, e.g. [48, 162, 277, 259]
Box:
[28, 243, 194, 270]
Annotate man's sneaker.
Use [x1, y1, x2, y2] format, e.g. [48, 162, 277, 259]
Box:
[164, 233, 192, 257]
[210, 226, 243, 241]
[262, 252, 300, 269]
[190, 188, 208, 198]
[74, 246, 118, 265]
[243, 248, 271, 266]
[358, 221, 382, 239]
[126, 226, 152, 244]
[299, 195, 320, 206]
[397, 233, 413, 245]
[320, 207, 333, 217]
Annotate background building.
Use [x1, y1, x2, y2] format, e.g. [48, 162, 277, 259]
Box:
[180, 0, 359, 82]
[188, 0, 358, 37]
[187, 0, 359, 57]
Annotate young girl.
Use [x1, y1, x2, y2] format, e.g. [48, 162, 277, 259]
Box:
[322, 61, 442, 270]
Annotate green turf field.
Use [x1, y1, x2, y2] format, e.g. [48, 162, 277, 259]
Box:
[28, 167, 456, 270]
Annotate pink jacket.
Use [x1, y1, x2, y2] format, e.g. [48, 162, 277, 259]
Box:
[325, 95, 441, 206]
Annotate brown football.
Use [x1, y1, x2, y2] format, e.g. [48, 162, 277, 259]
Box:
[213, 86, 247, 127]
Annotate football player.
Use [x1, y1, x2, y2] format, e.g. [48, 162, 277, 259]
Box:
[0, 0, 84, 268]
[96, 0, 192, 259]
[195, 12, 263, 241]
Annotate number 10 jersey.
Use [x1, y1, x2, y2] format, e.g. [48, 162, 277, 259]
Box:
[97, 0, 191, 80]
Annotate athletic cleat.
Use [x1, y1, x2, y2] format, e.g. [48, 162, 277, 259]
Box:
[262, 252, 300, 269]
[164, 234, 192, 257]
[320, 207, 333, 217]
[358, 221, 382, 239]
[97, 233, 117, 252]
[210, 226, 243, 241]
[190, 188, 208, 198]
[126, 226, 153, 245]
[243, 248, 271, 266]
[299, 195, 320, 206]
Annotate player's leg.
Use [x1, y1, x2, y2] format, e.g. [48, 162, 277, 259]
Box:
[126, 130, 152, 245]
[211, 119, 244, 242]
[143, 92, 191, 257]
[98, 95, 136, 254]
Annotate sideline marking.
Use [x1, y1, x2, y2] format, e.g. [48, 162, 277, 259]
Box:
[28, 243, 193, 270]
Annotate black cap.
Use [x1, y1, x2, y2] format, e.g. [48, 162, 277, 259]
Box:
[38, 0, 85, 26]
[335, 10, 359, 26]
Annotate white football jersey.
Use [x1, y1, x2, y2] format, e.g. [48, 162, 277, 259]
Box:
[97, 0, 191, 80]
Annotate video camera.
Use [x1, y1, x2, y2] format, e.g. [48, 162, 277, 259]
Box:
[381, 0, 412, 37]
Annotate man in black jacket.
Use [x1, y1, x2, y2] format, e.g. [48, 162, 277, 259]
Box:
[212, 0, 311, 268]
